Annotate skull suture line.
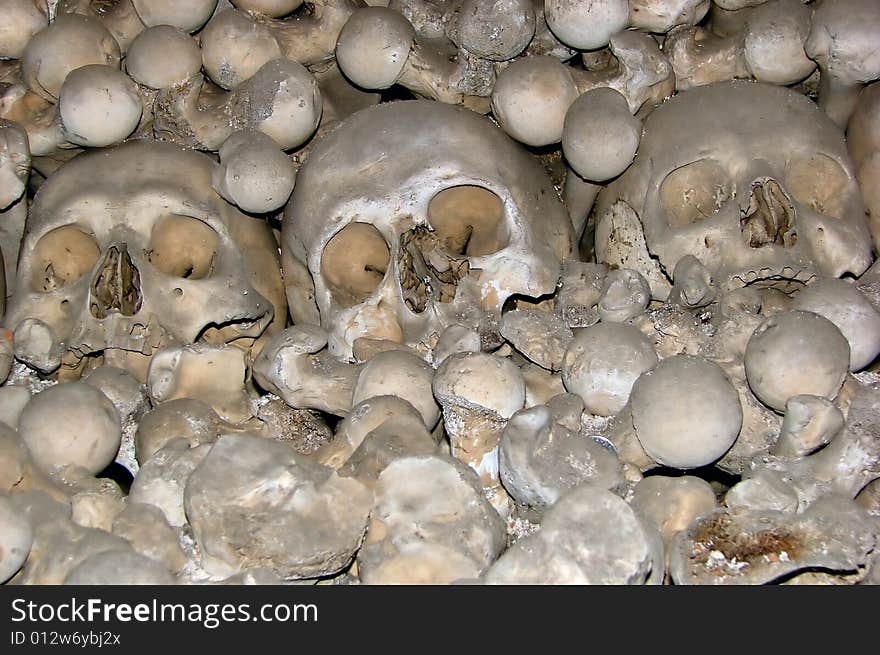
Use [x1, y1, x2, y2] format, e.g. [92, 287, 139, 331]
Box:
[282, 100, 576, 359]
[590, 81, 875, 300]
[5, 141, 286, 382]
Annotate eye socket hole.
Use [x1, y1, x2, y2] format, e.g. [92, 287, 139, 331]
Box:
[660, 159, 734, 228]
[148, 215, 219, 279]
[785, 154, 848, 217]
[31, 225, 100, 292]
[427, 185, 507, 256]
[320, 222, 390, 309]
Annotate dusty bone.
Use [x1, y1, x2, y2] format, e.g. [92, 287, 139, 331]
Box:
[0, 65, 142, 156]
[63, 549, 176, 585]
[500, 309, 573, 372]
[567, 30, 675, 117]
[129, 0, 218, 33]
[499, 404, 625, 513]
[317, 395, 431, 471]
[0, 494, 32, 583]
[18, 381, 121, 477]
[21, 13, 121, 102]
[791, 278, 880, 372]
[555, 261, 606, 328]
[124, 25, 202, 90]
[335, 6, 494, 105]
[252, 324, 361, 417]
[0, 0, 48, 59]
[184, 432, 373, 579]
[55, 0, 146, 52]
[111, 502, 187, 575]
[486, 484, 655, 584]
[562, 321, 658, 417]
[597, 268, 651, 323]
[628, 0, 710, 33]
[543, 0, 629, 51]
[668, 255, 718, 309]
[630, 475, 717, 551]
[431, 324, 480, 366]
[153, 58, 321, 151]
[0, 384, 30, 430]
[447, 0, 535, 62]
[631, 354, 743, 469]
[562, 87, 641, 183]
[356, 454, 506, 585]
[351, 349, 440, 429]
[664, 22, 749, 90]
[744, 310, 850, 413]
[520, 362, 566, 409]
[8, 490, 138, 585]
[668, 495, 878, 585]
[83, 365, 148, 426]
[230, 0, 307, 18]
[724, 467, 800, 513]
[70, 488, 124, 532]
[847, 83, 880, 250]
[134, 398, 222, 466]
[212, 130, 296, 214]
[805, 0, 880, 128]
[0, 120, 29, 294]
[128, 439, 212, 527]
[199, 8, 283, 90]
[432, 351, 525, 514]
[490, 55, 580, 147]
[147, 343, 254, 425]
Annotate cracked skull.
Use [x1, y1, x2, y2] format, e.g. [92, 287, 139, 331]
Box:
[5, 141, 286, 382]
[591, 81, 874, 299]
[282, 99, 575, 358]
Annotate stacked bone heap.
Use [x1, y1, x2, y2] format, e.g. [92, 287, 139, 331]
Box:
[1, 0, 880, 586]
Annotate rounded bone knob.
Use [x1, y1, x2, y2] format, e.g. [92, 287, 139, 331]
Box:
[59, 65, 142, 148]
[19, 382, 121, 476]
[562, 322, 658, 417]
[454, 0, 535, 62]
[131, 0, 218, 33]
[491, 55, 579, 147]
[213, 131, 296, 214]
[563, 87, 641, 182]
[744, 310, 850, 412]
[792, 278, 880, 372]
[630, 355, 742, 469]
[544, 0, 629, 51]
[125, 26, 202, 90]
[22, 14, 120, 102]
[336, 7, 415, 90]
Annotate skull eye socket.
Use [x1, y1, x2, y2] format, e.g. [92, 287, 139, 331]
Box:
[427, 185, 507, 256]
[660, 159, 734, 228]
[148, 215, 219, 279]
[320, 222, 390, 309]
[785, 154, 848, 217]
[31, 225, 101, 292]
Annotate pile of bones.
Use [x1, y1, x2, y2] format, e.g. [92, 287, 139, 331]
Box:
[1, 0, 880, 586]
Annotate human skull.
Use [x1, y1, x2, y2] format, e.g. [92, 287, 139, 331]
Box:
[591, 81, 874, 300]
[282, 100, 575, 358]
[5, 141, 286, 382]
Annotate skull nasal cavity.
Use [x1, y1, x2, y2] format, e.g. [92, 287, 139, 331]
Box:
[740, 178, 797, 249]
[90, 245, 143, 319]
